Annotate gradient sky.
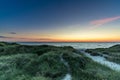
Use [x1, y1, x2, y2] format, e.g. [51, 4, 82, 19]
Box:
[0, 0, 120, 42]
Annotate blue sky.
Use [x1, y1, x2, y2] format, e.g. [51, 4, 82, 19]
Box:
[0, 0, 120, 42]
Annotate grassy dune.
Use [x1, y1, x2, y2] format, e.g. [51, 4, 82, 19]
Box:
[0, 42, 120, 80]
[85, 44, 120, 64]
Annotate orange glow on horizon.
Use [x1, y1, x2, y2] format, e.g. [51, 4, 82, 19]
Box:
[1, 25, 120, 42]
[3, 37, 120, 42]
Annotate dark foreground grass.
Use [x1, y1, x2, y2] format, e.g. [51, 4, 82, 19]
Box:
[0, 42, 120, 80]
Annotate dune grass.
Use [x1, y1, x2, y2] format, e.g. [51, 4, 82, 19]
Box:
[0, 42, 120, 80]
[86, 44, 120, 64]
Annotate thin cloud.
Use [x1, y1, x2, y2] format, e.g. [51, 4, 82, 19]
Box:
[0, 36, 12, 38]
[9, 32, 16, 34]
[90, 16, 120, 27]
[18, 37, 52, 41]
[0, 35, 52, 41]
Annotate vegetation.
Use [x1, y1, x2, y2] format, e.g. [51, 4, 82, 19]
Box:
[0, 42, 120, 80]
[85, 44, 120, 64]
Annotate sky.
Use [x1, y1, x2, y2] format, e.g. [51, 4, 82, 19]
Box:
[0, 0, 120, 42]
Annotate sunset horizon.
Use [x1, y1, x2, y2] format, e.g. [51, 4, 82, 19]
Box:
[0, 0, 120, 42]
